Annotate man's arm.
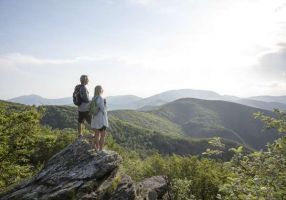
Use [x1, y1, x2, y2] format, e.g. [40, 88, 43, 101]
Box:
[80, 86, 89, 103]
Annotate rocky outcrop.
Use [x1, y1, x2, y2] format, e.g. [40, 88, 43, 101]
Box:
[0, 134, 170, 200]
[109, 175, 170, 200]
[136, 176, 170, 200]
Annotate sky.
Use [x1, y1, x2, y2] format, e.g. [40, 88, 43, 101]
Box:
[0, 0, 286, 99]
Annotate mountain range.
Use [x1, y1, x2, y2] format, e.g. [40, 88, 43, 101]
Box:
[248, 95, 286, 104]
[9, 95, 72, 106]
[8, 89, 286, 111]
[1, 95, 280, 157]
[39, 97, 279, 151]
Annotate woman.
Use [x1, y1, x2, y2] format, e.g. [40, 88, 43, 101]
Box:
[90, 85, 109, 152]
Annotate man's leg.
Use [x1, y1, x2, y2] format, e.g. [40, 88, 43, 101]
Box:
[78, 111, 84, 137]
[78, 122, 83, 137]
[78, 112, 91, 136]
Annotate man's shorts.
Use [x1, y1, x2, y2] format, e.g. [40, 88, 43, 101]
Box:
[78, 111, 91, 124]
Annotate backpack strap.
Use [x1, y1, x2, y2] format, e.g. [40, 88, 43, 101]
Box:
[79, 85, 89, 103]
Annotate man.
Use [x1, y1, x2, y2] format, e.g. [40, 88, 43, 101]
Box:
[78, 75, 91, 137]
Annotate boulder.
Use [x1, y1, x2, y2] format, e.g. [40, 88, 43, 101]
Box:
[0, 135, 122, 200]
[109, 175, 170, 200]
[0, 134, 171, 200]
[136, 176, 170, 200]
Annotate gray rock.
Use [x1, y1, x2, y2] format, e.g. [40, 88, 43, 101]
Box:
[0, 134, 171, 200]
[109, 175, 171, 200]
[0, 134, 122, 200]
[136, 176, 170, 200]
[109, 175, 136, 200]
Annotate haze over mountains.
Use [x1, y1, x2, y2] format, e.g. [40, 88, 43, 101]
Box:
[9, 95, 72, 106]
[248, 96, 286, 104]
[8, 89, 286, 111]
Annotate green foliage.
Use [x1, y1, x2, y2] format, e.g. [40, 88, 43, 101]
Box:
[229, 146, 243, 154]
[171, 178, 196, 200]
[0, 108, 41, 189]
[0, 103, 76, 191]
[110, 110, 184, 137]
[40, 105, 78, 129]
[202, 137, 225, 157]
[120, 153, 230, 199]
[109, 117, 239, 159]
[219, 110, 286, 199]
[31, 127, 76, 165]
[107, 174, 122, 194]
[254, 109, 286, 134]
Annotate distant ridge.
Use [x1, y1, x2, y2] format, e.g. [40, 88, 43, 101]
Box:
[7, 89, 286, 111]
[134, 89, 224, 108]
[9, 94, 72, 106]
[248, 95, 286, 104]
[236, 98, 286, 111]
[106, 95, 142, 110]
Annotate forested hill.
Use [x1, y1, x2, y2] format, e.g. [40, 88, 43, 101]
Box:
[150, 98, 279, 149]
[1, 97, 278, 152]
[37, 97, 278, 150]
[0, 99, 242, 159]
[38, 104, 242, 158]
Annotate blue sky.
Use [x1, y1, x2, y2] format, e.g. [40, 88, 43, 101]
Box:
[0, 0, 286, 99]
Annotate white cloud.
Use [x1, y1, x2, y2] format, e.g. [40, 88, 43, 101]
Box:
[0, 53, 102, 67]
[127, 0, 199, 14]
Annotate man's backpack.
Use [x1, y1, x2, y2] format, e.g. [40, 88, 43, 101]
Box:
[73, 85, 83, 106]
[89, 96, 100, 115]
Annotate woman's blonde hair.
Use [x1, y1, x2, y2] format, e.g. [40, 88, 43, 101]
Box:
[94, 85, 103, 96]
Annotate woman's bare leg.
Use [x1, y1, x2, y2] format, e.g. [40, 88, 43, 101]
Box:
[94, 130, 100, 150]
[99, 130, 106, 151]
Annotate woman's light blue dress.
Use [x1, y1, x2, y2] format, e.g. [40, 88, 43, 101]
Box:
[90, 95, 109, 129]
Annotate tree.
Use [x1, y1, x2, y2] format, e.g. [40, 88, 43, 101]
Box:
[219, 110, 286, 199]
[0, 106, 76, 191]
[0, 108, 40, 189]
